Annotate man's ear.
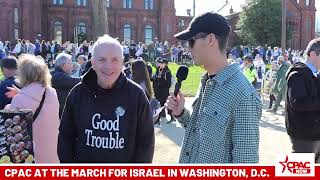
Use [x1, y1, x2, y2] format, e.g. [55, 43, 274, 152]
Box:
[310, 51, 317, 57]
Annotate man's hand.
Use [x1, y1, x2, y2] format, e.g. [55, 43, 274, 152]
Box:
[165, 91, 185, 117]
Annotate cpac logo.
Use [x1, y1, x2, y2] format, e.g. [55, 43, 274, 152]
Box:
[275, 153, 315, 177]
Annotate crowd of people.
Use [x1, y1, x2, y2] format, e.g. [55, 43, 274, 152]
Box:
[0, 11, 320, 164]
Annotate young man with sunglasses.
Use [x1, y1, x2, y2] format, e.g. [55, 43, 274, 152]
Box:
[165, 12, 262, 163]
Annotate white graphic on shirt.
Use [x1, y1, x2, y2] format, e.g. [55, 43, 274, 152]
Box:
[85, 107, 125, 149]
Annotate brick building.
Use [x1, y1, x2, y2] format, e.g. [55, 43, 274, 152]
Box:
[0, 0, 193, 45]
[226, 0, 316, 50]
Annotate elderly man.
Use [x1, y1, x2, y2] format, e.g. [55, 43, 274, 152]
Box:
[51, 53, 81, 117]
[58, 35, 154, 163]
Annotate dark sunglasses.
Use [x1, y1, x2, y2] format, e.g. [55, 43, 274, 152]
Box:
[188, 33, 209, 48]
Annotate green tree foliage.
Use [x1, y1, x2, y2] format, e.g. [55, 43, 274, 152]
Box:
[237, 0, 285, 47]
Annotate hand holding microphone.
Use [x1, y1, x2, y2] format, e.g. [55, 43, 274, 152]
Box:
[165, 66, 189, 117]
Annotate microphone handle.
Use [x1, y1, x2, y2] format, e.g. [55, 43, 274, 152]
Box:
[174, 81, 182, 97]
[168, 80, 181, 116]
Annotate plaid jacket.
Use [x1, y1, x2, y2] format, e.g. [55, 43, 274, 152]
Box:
[176, 63, 262, 163]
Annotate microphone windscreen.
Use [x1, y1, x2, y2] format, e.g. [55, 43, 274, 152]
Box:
[176, 65, 189, 81]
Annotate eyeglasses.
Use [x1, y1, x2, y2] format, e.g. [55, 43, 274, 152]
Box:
[188, 33, 209, 48]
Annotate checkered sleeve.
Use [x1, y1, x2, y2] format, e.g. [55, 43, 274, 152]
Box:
[232, 93, 262, 163]
[175, 108, 191, 129]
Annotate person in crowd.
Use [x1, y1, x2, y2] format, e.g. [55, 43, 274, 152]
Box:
[4, 41, 11, 55]
[153, 58, 173, 125]
[0, 38, 4, 58]
[129, 42, 137, 59]
[243, 55, 258, 87]
[51, 53, 81, 117]
[269, 56, 290, 113]
[171, 45, 178, 63]
[166, 12, 261, 163]
[76, 55, 88, 76]
[26, 40, 36, 55]
[35, 39, 41, 56]
[131, 60, 153, 100]
[285, 38, 320, 163]
[40, 40, 48, 60]
[5, 54, 60, 163]
[11, 39, 22, 56]
[82, 40, 89, 55]
[0, 56, 19, 109]
[272, 47, 281, 62]
[88, 41, 94, 60]
[265, 61, 279, 109]
[20, 39, 27, 54]
[58, 35, 154, 163]
[122, 42, 130, 63]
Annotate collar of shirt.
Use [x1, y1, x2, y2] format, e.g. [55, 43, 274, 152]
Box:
[306, 61, 318, 77]
[201, 63, 240, 85]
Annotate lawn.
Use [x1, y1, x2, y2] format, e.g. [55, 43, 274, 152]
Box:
[163, 63, 205, 97]
[0, 63, 205, 97]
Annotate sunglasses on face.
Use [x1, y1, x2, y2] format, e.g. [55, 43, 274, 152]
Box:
[188, 33, 209, 48]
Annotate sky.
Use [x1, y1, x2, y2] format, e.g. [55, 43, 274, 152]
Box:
[175, 0, 247, 16]
[175, 0, 320, 31]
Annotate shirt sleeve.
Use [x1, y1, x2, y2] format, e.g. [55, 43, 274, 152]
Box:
[232, 93, 261, 163]
[175, 108, 191, 129]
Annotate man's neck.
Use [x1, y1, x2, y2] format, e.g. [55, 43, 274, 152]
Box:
[205, 54, 228, 75]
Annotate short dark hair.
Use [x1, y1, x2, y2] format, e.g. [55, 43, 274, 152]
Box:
[215, 34, 229, 52]
[305, 38, 320, 57]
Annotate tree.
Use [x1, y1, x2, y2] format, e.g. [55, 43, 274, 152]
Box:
[236, 0, 287, 47]
[91, 0, 109, 40]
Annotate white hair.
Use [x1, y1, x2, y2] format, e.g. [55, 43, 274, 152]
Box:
[55, 53, 72, 67]
[92, 34, 124, 60]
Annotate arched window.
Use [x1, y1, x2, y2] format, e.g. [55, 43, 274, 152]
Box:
[306, 0, 310, 6]
[123, 0, 132, 8]
[76, 0, 87, 6]
[53, 0, 64, 5]
[53, 21, 63, 44]
[123, 24, 131, 43]
[77, 22, 86, 33]
[145, 0, 153, 10]
[106, 0, 111, 8]
[145, 25, 153, 44]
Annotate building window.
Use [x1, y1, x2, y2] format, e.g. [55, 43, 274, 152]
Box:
[145, 25, 153, 44]
[123, 0, 132, 8]
[145, 0, 153, 10]
[306, 17, 311, 32]
[178, 20, 185, 26]
[106, 0, 111, 8]
[123, 24, 131, 43]
[296, 0, 299, 4]
[76, 0, 87, 6]
[13, 8, 19, 40]
[77, 22, 86, 33]
[166, 24, 171, 33]
[53, 0, 64, 5]
[306, 0, 309, 6]
[54, 21, 63, 44]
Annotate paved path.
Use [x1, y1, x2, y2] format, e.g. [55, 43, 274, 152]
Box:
[153, 97, 291, 164]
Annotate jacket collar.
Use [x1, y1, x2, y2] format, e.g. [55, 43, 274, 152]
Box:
[201, 63, 240, 86]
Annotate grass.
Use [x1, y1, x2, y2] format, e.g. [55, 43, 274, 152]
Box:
[0, 63, 205, 97]
[151, 63, 206, 97]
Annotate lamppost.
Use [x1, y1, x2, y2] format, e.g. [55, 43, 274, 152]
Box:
[281, 0, 286, 55]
